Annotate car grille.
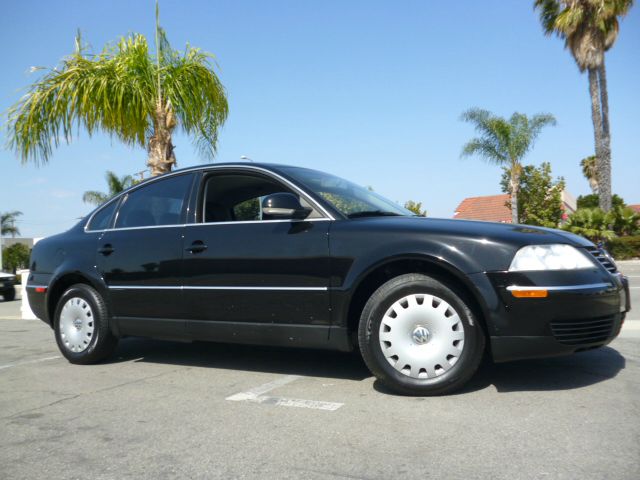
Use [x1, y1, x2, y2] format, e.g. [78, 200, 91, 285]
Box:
[585, 246, 617, 273]
[550, 316, 615, 346]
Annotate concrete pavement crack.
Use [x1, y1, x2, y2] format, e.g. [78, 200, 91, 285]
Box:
[1, 367, 185, 420]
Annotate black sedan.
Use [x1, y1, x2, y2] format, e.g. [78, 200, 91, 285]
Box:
[27, 163, 631, 395]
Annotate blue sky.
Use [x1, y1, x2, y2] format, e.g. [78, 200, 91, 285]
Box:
[1, 0, 638, 238]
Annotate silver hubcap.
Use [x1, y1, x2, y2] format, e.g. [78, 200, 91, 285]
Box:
[59, 297, 95, 353]
[379, 293, 465, 379]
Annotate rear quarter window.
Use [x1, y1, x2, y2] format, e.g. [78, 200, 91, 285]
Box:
[86, 200, 119, 231]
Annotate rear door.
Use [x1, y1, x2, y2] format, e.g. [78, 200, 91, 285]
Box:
[97, 173, 195, 337]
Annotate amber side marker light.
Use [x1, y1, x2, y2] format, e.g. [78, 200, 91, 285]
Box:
[511, 289, 548, 298]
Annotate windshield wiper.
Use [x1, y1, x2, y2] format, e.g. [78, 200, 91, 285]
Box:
[347, 210, 403, 218]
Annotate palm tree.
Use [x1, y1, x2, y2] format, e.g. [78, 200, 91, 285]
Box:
[1, 211, 22, 237]
[6, 2, 228, 176]
[610, 205, 640, 236]
[404, 200, 427, 217]
[83, 171, 135, 206]
[461, 108, 556, 224]
[580, 155, 599, 194]
[534, 0, 633, 212]
[562, 207, 616, 242]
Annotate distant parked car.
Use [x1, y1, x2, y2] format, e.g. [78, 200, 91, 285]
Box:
[26, 163, 631, 395]
[0, 272, 17, 301]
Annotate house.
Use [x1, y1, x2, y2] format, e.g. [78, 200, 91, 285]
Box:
[1, 237, 35, 249]
[453, 191, 577, 223]
[629, 204, 640, 214]
[453, 194, 512, 223]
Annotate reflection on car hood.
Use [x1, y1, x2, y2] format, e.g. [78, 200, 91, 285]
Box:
[351, 216, 594, 248]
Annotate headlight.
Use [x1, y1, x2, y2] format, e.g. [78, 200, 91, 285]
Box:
[509, 244, 595, 271]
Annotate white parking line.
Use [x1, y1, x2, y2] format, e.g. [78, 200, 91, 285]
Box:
[226, 375, 344, 411]
[0, 355, 61, 371]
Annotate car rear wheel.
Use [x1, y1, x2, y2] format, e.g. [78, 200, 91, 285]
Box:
[54, 284, 118, 364]
[358, 273, 485, 395]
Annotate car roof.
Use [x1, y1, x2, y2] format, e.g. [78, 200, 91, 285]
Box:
[169, 162, 298, 175]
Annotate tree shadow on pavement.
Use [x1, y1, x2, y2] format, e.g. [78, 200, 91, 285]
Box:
[110, 337, 626, 393]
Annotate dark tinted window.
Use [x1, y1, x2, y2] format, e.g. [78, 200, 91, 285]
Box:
[115, 174, 192, 228]
[202, 174, 288, 223]
[87, 200, 118, 230]
[201, 173, 318, 222]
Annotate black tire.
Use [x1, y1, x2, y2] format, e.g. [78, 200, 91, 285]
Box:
[358, 273, 485, 395]
[54, 283, 118, 364]
[3, 288, 16, 301]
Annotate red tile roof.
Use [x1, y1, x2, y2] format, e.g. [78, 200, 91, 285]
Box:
[453, 194, 511, 223]
[629, 204, 640, 214]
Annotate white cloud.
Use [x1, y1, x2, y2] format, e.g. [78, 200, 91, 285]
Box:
[18, 176, 47, 187]
[49, 189, 76, 199]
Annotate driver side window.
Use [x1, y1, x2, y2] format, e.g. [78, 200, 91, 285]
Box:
[201, 173, 317, 223]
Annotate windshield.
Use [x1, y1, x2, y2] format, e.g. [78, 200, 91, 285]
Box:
[281, 167, 413, 218]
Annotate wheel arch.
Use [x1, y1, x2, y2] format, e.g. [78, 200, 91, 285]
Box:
[344, 255, 492, 347]
[47, 271, 108, 326]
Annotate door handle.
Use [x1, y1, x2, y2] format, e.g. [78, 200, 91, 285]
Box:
[98, 244, 114, 256]
[185, 241, 208, 254]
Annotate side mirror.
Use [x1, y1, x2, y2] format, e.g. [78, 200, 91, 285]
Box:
[262, 193, 311, 220]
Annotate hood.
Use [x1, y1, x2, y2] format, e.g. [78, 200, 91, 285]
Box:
[351, 216, 594, 249]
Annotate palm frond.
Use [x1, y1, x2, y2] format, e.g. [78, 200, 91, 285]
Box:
[5, 10, 228, 169]
[1, 210, 23, 237]
[460, 108, 510, 164]
[163, 46, 228, 159]
[82, 190, 108, 205]
[534, 0, 562, 36]
[461, 138, 507, 165]
[6, 34, 156, 164]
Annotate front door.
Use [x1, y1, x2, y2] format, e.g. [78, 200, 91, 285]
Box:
[181, 170, 332, 346]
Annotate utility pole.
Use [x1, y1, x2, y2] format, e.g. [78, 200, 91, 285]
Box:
[134, 169, 147, 181]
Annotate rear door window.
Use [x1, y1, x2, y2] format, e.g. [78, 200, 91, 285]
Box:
[115, 174, 193, 228]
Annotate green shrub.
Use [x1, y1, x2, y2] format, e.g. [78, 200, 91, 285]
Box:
[562, 208, 615, 243]
[577, 193, 626, 210]
[2, 243, 30, 273]
[607, 236, 640, 260]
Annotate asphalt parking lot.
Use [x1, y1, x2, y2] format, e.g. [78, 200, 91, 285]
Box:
[1, 263, 639, 480]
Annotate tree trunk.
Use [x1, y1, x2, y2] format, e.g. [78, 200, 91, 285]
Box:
[587, 67, 607, 211]
[510, 167, 519, 224]
[597, 62, 612, 212]
[147, 103, 177, 177]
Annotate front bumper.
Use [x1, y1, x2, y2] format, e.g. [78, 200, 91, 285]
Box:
[477, 269, 630, 363]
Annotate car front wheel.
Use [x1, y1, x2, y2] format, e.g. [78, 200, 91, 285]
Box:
[54, 284, 118, 364]
[358, 273, 485, 395]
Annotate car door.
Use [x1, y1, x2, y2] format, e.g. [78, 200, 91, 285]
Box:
[181, 169, 332, 346]
[97, 172, 195, 337]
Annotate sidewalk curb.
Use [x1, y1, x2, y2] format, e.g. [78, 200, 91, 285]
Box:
[617, 259, 640, 265]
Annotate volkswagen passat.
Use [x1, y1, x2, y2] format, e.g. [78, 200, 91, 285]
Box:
[27, 164, 631, 395]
